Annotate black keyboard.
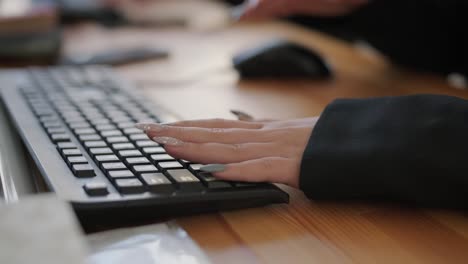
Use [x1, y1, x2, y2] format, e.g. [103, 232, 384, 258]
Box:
[0, 66, 288, 225]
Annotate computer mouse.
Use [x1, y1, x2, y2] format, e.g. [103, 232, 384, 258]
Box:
[233, 40, 333, 79]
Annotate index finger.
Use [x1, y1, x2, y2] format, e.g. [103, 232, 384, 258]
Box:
[166, 118, 264, 129]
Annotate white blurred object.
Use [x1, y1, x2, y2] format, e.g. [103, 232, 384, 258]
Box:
[87, 222, 211, 264]
[447, 73, 467, 90]
[0, 0, 32, 17]
[0, 195, 89, 264]
[120, 0, 232, 30]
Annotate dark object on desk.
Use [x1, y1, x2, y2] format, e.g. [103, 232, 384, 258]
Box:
[61, 47, 169, 66]
[0, 0, 61, 64]
[0, 30, 62, 64]
[233, 40, 332, 79]
[0, 66, 288, 226]
[56, 0, 124, 26]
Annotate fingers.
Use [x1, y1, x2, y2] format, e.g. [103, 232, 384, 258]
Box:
[164, 141, 289, 164]
[212, 157, 300, 188]
[166, 118, 263, 129]
[138, 123, 278, 144]
[240, 0, 369, 20]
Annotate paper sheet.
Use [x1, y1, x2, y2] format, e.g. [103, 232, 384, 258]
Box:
[88, 223, 210, 264]
[87, 221, 212, 264]
[0, 194, 88, 264]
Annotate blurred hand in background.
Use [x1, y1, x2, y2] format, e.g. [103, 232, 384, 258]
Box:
[240, 0, 369, 20]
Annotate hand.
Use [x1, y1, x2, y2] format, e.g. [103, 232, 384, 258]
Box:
[239, 0, 369, 20]
[136, 117, 319, 188]
[100, 0, 153, 8]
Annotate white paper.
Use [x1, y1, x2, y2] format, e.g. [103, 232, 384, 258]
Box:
[0, 194, 88, 264]
[87, 222, 211, 264]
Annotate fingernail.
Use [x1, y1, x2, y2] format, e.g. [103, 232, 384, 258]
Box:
[135, 123, 166, 132]
[230, 109, 254, 121]
[152, 136, 184, 146]
[200, 164, 226, 173]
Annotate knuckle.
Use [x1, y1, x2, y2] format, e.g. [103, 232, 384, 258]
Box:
[260, 158, 275, 171]
[209, 127, 226, 134]
[171, 126, 192, 140]
[170, 126, 184, 135]
[281, 145, 298, 158]
[230, 143, 246, 153]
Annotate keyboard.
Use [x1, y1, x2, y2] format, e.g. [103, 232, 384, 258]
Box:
[0, 66, 288, 225]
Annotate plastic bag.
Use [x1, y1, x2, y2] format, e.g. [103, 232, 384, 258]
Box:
[87, 221, 211, 264]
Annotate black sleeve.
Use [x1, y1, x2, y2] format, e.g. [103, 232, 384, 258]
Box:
[299, 94, 468, 209]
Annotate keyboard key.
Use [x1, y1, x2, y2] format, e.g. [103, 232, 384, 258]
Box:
[82, 110, 102, 117]
[106, 136, 129, 144]
[83, 181, 109, 196]
[110, 116, 132, 123]
[64, 116, 86, 123]
[72, 164, 95, 178]
[74, 128, 96, 135]
[141, 173, 174, 193]
[95, 124, 116, 131]
[69, 122, 91, 129]
[123, 128, 141, 135]
[129, 134, 148, 141]
[197, 172, 232, 189]
[66, 156, 88, 166]
[125, 157, 150, 165]
[108, 170, 135, 179]
[51, 133, 71, 142]
[95, 154, 119, 162]
[117, 122, 135, 129]
[42, 122, 63, 129]
[142, 147, 165, 154]
[189, 164, 203, 171]
[166, 169, 203, 191]
[79, 134, 101, 141]
[57, 142, 77, 149]
[136, 117, 157, 123]
[119, 150, 143, 158]
[102, 162, 127, 171]
[90, 119, 111, 125]
[158, 161, 183, 170]
[61, 148, 82, 156]
[179, 159, 192, 165]
[84, 141, 107, 148]
[36, 109, 55, 116]
[115, 178, 144, 194]
[150, 154, 175, 162]
[40, 115, 59, 122]
[133, 164, 158, 174]
[136, 140, 158, 148]
[112, 143, 135, 150]
[89, 147, 113, 155]
[47, 127, 66, 134]
[101, 130, 123, 137]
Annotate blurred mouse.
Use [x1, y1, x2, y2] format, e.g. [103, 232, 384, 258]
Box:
[233, 40, 333, 79]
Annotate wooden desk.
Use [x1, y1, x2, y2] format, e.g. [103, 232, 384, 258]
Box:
[65, 21, 468, 264]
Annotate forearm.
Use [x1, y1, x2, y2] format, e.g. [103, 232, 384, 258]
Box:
[300, 94, 468, 209]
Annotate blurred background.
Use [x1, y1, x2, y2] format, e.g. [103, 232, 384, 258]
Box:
[1, 0, 465, 77]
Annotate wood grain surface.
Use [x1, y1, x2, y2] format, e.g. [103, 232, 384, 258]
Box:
[64, 21, 468, 264]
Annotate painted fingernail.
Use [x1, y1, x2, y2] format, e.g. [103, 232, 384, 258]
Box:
[200, 164, 226, 173]
[230, 109, 254, 121]
[135, 123, 166, 132]
[152, 136, 184, 146]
